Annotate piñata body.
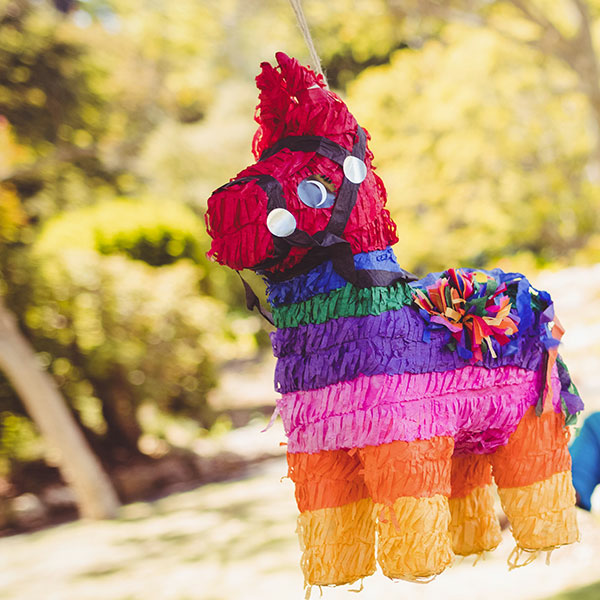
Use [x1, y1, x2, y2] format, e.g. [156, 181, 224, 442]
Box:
[205, 53, 583, 588]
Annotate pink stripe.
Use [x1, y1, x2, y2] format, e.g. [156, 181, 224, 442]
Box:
[278, 365, 561, 454]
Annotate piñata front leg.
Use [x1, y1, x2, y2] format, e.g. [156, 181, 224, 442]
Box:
[287, 449, 376, 586]
[359, 437, 455, 580]
[449, 453, 502, 556]
[489, 406, 579, 559]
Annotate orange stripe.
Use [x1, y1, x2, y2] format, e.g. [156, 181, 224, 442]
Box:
[450, 454, 493, 499]
[359, 437, 454, 503]
[490, 406, 571, 488]
[287, 449, 369, 512]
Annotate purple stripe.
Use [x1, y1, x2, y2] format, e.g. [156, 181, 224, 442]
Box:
[272, 308, 545, 394]
[278, 366, 561, 454]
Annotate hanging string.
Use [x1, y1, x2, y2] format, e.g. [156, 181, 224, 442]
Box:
[288, 0, 329, 88]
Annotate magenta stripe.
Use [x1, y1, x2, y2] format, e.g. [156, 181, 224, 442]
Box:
[278, 365, 561, 454]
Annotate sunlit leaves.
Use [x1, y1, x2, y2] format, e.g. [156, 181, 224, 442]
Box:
[349, 23, 598, 271]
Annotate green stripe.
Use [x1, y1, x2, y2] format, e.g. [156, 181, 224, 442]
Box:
[272, 282, 414, 328]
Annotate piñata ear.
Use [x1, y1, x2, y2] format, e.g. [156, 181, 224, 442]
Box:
[253, 59, 290, 159]
[275, 51, 326, 96]
[252, 53, 328, 158]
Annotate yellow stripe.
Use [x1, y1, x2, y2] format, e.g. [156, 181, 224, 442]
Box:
[498, 471, 579, 551]
[448, 484, 502, 556]
[377, 495, 454, 580]
[297, 498, 376, 586]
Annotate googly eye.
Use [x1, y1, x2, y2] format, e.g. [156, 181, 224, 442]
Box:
[297, 178, 335, 208]
[266, 208, 296, 237]
[343, 156, 367, 184]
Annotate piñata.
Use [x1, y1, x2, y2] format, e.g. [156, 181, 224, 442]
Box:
[205, 52, 583, 589]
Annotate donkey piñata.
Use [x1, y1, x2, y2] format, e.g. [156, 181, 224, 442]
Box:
[205, 53, 583, 588]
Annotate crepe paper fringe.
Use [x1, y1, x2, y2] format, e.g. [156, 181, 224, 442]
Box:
[506, 546, 558, 570]
[271, 281, 413, 328]
[272, 307, 419, 357]
[304, 584, 325, 600]
[376, 495, 454, 580]
[448, 485, 502, 556]
[348, 579, 365, 593]
[556, 355, 585, 423]
[272, 313, 548, 394]
[266, 246, 402, 307]
[287, 448, 369, 512]
[450, 454, 494, 499]
[498, 471, 579, 551]
[280, 364, 542, 430]
[280, 367, 559, 454]
[507, 546, 540, 570]
[489, 406, 571, 489]
[297, 498, 377, 586]
[413, 269, 519, 363]
[359, 437, 454, 503]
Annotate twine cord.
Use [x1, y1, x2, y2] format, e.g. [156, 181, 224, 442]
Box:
[288, 0, 329, 88]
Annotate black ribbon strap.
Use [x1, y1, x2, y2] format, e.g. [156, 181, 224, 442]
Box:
[259, 135, 350, 166]
[237, 272, 274, 326]
[325, 127, 367, 237]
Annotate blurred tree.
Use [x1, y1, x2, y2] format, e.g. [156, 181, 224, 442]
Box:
[0, 0, 258, 496]
[389, 0, 600, 178]
[0, 126, 119, 518]
[26, 199, 248, 461]
[346, 1, 600, 271]
[0, 296, 120, 518]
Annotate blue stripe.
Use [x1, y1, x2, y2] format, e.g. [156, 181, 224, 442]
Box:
[266, 246, 401, 307]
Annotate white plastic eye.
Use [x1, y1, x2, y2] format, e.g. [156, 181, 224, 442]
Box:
[343, 156, 367, 184]
[297, 178, 335, 208]
[266, 208, 296, 237]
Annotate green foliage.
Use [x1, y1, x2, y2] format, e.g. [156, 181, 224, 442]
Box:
[0, 412, 44, 476]
[0, 3, 100, 145]
[27, 251, 223, 422]
[545, 579, 600, 600]
[36, 199, 208, 267]
[348, 24, 600, 272]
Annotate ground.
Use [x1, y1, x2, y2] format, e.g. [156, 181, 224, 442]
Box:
[0, 447, 600, 600]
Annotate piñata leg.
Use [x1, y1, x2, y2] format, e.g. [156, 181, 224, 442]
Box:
[287, 449, 376, 586]
[359, 437, 455, 580]
[448, 453, 502, 556]
[489, 406, 579, 556]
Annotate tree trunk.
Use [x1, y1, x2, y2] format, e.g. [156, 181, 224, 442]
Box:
[0, 299, 120, 519]
[93, 368, 144, 457]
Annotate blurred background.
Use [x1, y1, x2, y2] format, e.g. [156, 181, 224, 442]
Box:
[1, 0, 600, 598]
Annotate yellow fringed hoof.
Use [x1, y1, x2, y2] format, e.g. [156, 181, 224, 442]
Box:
[499, 471, 580, 551]
[449, 485, 502, 556]
[377, 495, 454, 579]
[297, 498, 377, 586]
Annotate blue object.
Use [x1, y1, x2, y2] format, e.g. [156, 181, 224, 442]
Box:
[265, 246, 402, 307]
[570, 412, 600, 511]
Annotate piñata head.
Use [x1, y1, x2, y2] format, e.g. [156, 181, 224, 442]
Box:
[205, 52, 398, 276]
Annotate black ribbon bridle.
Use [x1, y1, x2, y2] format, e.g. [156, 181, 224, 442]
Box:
[211, 126, 416, 323]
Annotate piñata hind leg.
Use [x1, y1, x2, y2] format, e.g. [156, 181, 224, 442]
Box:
[489, 406, 579, 556]
[449, 454, 502, 556]
[287, 449, 376, 586]
[359, 437, 455, 580]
